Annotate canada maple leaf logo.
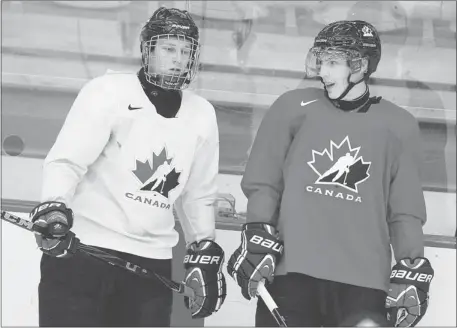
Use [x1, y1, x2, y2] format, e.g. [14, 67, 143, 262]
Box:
[132, 148, 181, 198]
[307, 136, 370, 193]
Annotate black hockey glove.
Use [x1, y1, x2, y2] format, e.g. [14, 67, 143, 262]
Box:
[183, 240, 226, 318]
[386, 257, 434, 327]
[227, 222, 283, 300]
[30, 201, 79, 258]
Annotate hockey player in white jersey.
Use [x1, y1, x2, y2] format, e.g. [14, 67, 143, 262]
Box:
[29, 7, 226, 327]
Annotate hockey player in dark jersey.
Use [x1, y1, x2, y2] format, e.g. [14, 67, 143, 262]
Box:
[227, 20, 434, 327]
[29, 7, 226, 327]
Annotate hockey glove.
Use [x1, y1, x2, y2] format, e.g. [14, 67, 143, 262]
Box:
[30, 201, 79, 258]
[183, 240, 226, 318]
[226, 222, 283, 300]
[386, 257, 434, 327]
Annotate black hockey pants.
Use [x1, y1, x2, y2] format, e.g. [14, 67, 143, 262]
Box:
[38, 247, 172, 327]
[256, 272, 390, 327]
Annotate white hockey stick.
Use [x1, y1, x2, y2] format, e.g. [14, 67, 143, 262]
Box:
[257, 280, 287, 327]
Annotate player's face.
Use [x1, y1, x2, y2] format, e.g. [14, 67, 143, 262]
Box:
[148, 36, 193, 75]
[318, 56, 352, 99]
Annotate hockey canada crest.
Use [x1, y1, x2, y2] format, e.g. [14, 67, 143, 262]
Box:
[131, 147, 181, 198]
[307, 136, 371, 193]
[362, 25, 374, 37]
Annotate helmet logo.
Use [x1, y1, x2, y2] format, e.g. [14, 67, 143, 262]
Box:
[171, 23, 190, 30]
[362, 25, 373, 37]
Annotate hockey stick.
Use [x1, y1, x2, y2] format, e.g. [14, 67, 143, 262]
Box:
[257, 280, 288, 327]
[76, 244, 194, 297]
[1, 210, 194, 298]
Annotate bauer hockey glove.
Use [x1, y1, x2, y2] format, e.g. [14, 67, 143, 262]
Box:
[386, 257, 434, 327]
[226, 222, 283, 300]
[30, 201, 79, 258]
[183, 240, 227, 318]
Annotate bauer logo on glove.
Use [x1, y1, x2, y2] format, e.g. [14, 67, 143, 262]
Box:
[390, 268, 433, 283]
[183, 254, 222, 265]
[249, 234, 284, 252]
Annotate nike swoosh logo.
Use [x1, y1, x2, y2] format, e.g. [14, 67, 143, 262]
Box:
[128, 104, 142, 110]
[301, 99, 318, 107]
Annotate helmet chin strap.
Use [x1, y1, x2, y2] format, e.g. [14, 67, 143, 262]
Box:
[336, 74, 366, 101]
[322, 73, 377, 112]
[320, 75, 365, 102]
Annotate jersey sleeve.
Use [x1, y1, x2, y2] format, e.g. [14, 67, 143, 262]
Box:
[241, 92, 299, 225]
[387, 117, 426, 261]
[41, 77, 115, 205]
[174, 104, 219, 245]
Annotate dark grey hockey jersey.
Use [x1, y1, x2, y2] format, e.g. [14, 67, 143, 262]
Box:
[242, 88, 426, 292]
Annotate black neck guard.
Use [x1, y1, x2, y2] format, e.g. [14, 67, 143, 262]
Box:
[137, 68, 182, 118]
[326, 87, 381, 113]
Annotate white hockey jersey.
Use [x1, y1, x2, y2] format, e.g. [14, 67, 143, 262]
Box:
[41, 70, 219, 259]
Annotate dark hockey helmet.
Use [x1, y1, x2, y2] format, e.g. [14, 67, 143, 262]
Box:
[305, 20, 381, 79]
[140, 7, 200, 90]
